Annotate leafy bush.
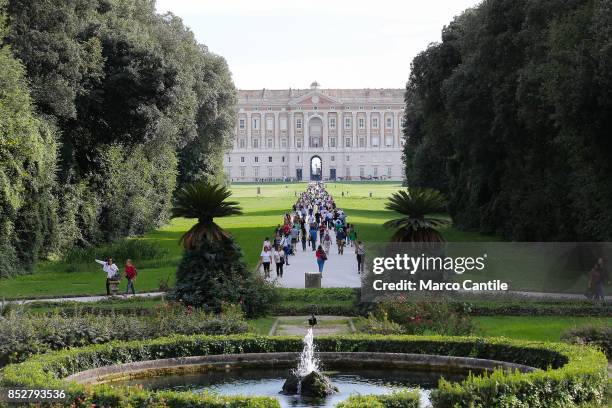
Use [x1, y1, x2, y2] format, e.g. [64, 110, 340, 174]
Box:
[1, 334, 606, 408]
[561, 325, 612, 358]
[357, 312, 405, 335]
[0, 303, 248, 366]
[373, 297, 474, 335]
[337, 390, 420, 407]
[63, 238, 168, 265]
[173, 238, 278, 318]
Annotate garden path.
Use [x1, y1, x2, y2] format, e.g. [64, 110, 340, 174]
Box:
[259, 229, 363, 289]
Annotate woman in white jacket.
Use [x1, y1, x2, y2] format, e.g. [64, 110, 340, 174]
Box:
[95, 258, 119, 295]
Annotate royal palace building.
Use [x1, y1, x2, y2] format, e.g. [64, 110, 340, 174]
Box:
[224, 82, 405, 182]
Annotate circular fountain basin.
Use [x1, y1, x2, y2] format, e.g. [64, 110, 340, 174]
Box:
[67, 352, 535, 408]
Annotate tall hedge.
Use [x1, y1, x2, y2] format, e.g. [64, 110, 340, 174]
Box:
[403, 0, 612, 241]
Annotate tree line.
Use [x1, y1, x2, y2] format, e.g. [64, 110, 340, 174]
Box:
[0, 0, 236, 277]
[403, 0, 612, 241]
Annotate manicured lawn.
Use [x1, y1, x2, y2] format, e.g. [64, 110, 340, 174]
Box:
[1, 181, 605, 298]
[247, 316, 277, 335]
[473, 316, 612, 342]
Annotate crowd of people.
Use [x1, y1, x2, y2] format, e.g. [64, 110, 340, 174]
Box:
[259, 182, 366, 278]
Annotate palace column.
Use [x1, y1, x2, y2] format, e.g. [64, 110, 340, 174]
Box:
[246, 112, 252, 149]
[322, 111, 328, 148]
[304, 113, 309, 149]
[351, 111, 356, 150]
[365, 111, 371, 149]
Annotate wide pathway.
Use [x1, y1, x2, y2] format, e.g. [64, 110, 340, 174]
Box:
[260, 231, 362, 289]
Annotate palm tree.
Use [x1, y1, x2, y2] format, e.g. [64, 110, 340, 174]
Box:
[383, 187, 450, 242]
[171, 181, 242, 249]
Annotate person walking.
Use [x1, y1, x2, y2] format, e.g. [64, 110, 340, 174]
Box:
[355, 240, 365, 273]
[590, 258, 607, 300]
[301, 223, 307, 251]
[309, 224, 318, 251]
[316, 245, 327, 274]
[291, 223, 300, 254]
[260, 246, 272, 278]
[323, 231, 332, 254]
[348, 225, 357, 247]
[124, 259, 137, 295]
[336, 228, 346, 255]
[282, 233, 291, 265]
[273, 245, 284, 278]
[95, 258, 119, 296]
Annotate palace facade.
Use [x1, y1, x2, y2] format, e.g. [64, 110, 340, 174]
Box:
[223, 82, 405, 182]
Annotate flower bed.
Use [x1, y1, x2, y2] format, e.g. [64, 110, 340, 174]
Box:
[1, 334, 607, 408]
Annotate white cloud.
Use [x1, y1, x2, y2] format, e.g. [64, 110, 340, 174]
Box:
[155, 0, 481, 89]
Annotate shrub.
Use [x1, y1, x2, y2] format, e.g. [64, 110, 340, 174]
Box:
[63, 238, 168, 265]
[1, 335, 606, 408]
[337, 390, 420, 407]
[0, 303, 248, 366]
[561, 325, 612, 358]
[373, 297, 474, 335]
[357, 312, 405, 335]
[173, 238, 278, 318]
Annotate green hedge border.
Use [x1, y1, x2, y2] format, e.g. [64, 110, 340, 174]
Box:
[1, 334, 607, 408]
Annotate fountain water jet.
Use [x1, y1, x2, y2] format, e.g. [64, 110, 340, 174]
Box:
[282, 327, 338, 397]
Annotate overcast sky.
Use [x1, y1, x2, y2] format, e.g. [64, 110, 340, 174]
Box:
[155, 0, 481, 90]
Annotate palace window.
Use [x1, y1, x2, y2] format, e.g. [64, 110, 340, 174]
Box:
[252, 117, 259, 129]
[372, 136, 380, 147]
[345, 167, 351, 177]
[254, 156, 259, 163]
[345, 137, 351, 147]
[280, 117, 287, 130]
[239, 139, 245, 148]
[268, 156, 272, 163]
[282, 166, 288, 177]
[373, 166, 378, 177]
[387, 166, 392, 177]
[330, 137, 336, 148]
[344, 117, 351, 129]
[359, 137, 365, 148]
[282, 156, 285, 162]
[240, 167, 246, 177]
[331, 155, 335, 162]
[227, 155, 231, 163]
[358, 117, 365, 129]
[253, 138, 259, 148]
[372, 117, 379, 128]
[385, 137, 393, 147]
[297, 138, 303, 148]
[296, 118, 302, 129]
[360, 167, 365, 177]
[386, 117, 392, 128]
[266, 117, 273, 129]
[240, 156, 245, 163]
[297, 156, 300, 162]
[267, 138, 273, 148]
[239, 119, 245, 129]
[254, 167, 259, 177]
[329, 117, 336, 129]
[268, 167, 273, 177]
[281, 138, 287, 148]
[346, 155, 350, 161]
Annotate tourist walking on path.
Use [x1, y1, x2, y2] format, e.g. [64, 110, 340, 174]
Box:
[273, 245, 284, 278]
[309, 224, 318, 251]
[301, 223, 307, 251]
[355, 240, 365, 273]
[95, 258, 119, 296]
[323, 231, 332, 254]
[588, 258, 608, 300]
[260, 246, 272, 278]
[124, 259, 137, 295]
[336, 228, 346, 255]
[316, 245, 327, 273]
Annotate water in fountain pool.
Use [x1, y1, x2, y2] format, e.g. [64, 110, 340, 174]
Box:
[116, 367, 465, 407]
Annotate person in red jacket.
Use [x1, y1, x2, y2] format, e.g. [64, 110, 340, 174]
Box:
[125, 259, 137, 295]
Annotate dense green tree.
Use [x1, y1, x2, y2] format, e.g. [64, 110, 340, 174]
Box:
[0, 2, 58, 276]
[403, 0, 612, 241]
[1, 0, 237, 274]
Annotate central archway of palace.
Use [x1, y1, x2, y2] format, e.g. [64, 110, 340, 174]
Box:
[310, 156, 322, 181]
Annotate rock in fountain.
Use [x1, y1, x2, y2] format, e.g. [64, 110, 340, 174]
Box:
[282, 327, 338, 397]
